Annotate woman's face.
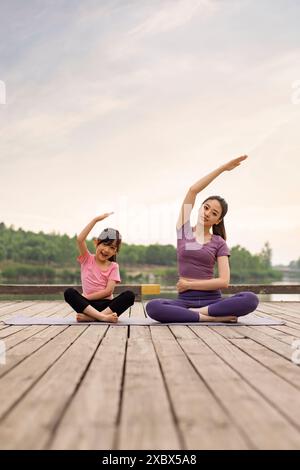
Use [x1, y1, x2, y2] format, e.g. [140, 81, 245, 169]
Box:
[198, 199, 222, 227]
[96, 241, 118, 261]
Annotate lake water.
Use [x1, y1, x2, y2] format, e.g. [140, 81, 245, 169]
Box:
[159, 281, 300, 302]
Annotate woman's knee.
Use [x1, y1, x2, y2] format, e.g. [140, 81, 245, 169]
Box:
[243, 291, 259, 311]
[145, 299, 164, 320]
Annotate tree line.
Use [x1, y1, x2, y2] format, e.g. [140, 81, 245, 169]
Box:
[0, 222, 284, 284]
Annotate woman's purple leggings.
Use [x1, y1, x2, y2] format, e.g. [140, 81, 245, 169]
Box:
[145, 290, 259, 323]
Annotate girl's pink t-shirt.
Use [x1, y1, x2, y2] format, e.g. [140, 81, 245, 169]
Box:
[77, 250, 121, 299]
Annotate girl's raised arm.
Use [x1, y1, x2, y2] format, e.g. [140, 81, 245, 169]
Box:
[176, 155, 248, 230]
[76, 212, 113, 256]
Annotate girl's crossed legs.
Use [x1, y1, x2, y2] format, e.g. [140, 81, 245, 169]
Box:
[64, 288, 135, 322]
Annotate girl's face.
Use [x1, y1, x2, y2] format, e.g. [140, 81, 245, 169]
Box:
[198, 200, 222, 227]
[96, 241, 118, 261]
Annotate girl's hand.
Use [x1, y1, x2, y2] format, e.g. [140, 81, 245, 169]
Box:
[176, 279, 190, 293]
[95, 212, 114, 222]
[221, 155, 248, 172]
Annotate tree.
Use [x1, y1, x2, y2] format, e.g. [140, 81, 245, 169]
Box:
[259, 241, 272, 268]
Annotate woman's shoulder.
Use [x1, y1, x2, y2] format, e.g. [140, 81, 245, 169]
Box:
[176, 220, 192, 239]
[213, 234, 228, 245]
[213, 235, 231, 257]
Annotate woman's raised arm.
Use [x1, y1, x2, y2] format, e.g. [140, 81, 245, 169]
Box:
[176, 155, 248, 230]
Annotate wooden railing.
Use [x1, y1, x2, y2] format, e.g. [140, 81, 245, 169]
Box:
[0, 284, 300, 300]
[0, 284, 161, 301]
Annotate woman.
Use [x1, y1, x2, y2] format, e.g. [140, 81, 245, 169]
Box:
[146, 155, 259, 323]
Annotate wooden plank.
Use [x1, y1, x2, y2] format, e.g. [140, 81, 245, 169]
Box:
[229, 326, 293, 360]
[150, 326, 250, 449]
[130, 301, 146, 319]
[190, 326, 300, 434]
[276, 302, 300, 313]
[264, 303, 300, 319]
[0, 302, 61, 336]
[0, 325, 88, 424]
[0, 325, 108, 450]
[1, 304, 72, 351]
[246, 326, 298, 346]
[0, 301, 37, 319]
[268, 324, 300, 338]
[257, 304, 300, 330]
[263, 302, 300, 315]
[171, 325, 300, 449]
[0, 301, 21, 310]
[0, 301, 66, 327]
[0, 300, 299, 450]
[250, 310, 300, 338]
[49, 326, 127, 450]
[211, 326, 300, 390]
[0, 325, 70, 380]
[0, 301, 70, 339]
[0, 300, 63, 320]
[118, 325, 180, 449]
[0, 326, 107, 449]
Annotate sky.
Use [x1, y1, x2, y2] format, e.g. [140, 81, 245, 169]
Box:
[0, 0, 300, 265]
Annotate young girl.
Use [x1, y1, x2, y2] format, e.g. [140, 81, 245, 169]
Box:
[64, 213, 135, 322]
[146, 155, 259, 323]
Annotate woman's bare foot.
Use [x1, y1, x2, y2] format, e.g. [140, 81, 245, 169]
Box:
[76, 312, 118, 323]
[199, 313, 237, 323]
[188, 307, 237, 323]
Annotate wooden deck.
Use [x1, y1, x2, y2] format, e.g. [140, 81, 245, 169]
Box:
[0, 300, 300, 450]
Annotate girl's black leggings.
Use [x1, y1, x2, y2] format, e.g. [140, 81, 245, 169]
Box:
[64, 287, 135, 316]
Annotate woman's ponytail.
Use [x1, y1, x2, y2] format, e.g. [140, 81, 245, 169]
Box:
[202, 195, 228, 241]
[212, 218, 227, 241]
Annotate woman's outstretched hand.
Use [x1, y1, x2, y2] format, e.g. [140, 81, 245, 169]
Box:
[95, 212, 114, 222]
[221, 155, 248, 171]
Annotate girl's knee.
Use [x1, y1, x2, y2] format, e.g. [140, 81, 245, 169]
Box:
[121, 290, 135, 305]
[64, 287, 77, 301]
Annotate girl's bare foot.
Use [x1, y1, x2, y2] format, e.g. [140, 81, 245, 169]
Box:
[100, 312, 118, 323]
[76, 312, 118, 323]
[76, 313, 96, 322]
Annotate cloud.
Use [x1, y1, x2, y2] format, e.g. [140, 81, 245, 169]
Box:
[129, 0, 215, 37]
[0, 0, 300, 265]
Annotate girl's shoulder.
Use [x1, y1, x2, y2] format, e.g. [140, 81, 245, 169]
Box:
[77, 249, 94, 264]
[107, 261, 119, 270]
